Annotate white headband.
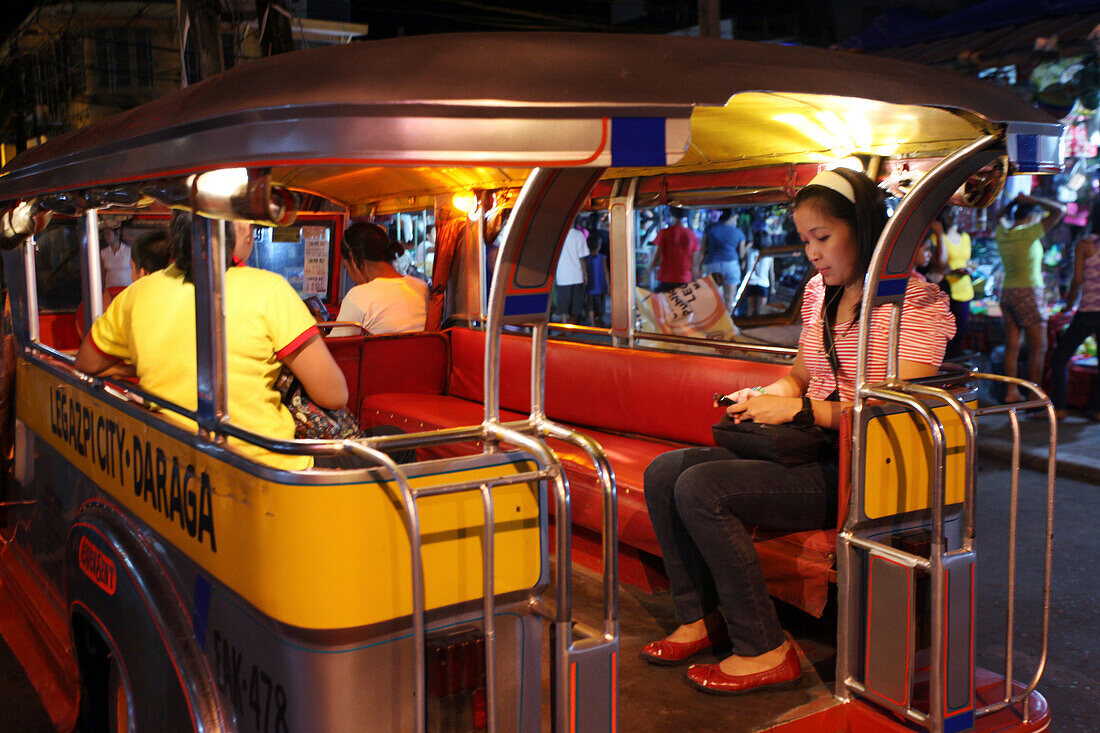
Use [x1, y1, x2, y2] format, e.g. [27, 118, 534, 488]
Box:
[807, 170, 856, 203]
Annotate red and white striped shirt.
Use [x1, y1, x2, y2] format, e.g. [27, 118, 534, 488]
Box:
[799, 274, 955, 401]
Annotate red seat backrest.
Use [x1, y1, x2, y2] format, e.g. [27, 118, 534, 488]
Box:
[324, 334, 367, 408]
[447, 327, 791, 446]
[449, 328, 532, 411]
[356, 332, 450, 404]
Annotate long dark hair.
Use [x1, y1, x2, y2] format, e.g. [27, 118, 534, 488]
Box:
[793, 168, 887, 326]
[170, 211, 243, 283]
[341, 221, 404, 267]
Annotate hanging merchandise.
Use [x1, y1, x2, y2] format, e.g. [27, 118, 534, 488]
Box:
[1064, 117, 1098, 159]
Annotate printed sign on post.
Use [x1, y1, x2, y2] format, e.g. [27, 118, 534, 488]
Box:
[302, 226, 330, 295]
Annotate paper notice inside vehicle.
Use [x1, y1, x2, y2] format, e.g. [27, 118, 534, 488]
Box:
[302, 226, 330, 295]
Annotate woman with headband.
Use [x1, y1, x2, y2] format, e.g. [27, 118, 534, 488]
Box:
[640, 168, 955, 695]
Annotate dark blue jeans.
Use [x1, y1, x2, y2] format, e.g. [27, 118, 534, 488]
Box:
[1050, 310, 1100, 411]
[644, 446, 837, 656]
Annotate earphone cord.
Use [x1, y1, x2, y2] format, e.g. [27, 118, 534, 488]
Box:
[821, 290, 845, 402]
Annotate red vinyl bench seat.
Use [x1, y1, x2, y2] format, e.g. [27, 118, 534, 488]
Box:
[353, 327, 841, 616]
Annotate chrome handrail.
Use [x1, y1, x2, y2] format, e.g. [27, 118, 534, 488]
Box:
[969, 373, 1056, 721]
[537, 419, 619, 639]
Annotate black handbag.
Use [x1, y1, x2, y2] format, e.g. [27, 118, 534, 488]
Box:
[711, 293, 843, 465]
[710, 416, 836, 466]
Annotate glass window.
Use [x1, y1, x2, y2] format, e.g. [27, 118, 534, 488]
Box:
[248, 222, 335, 300]
[632, 204, 810, 351]
[34, 224, 84, 313]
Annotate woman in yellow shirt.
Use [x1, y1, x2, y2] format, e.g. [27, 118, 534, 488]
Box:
[929, 208, 975, 358]
[75, 213, 348, 470]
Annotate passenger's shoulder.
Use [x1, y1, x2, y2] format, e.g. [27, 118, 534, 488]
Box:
[799, 273, 824, 315]
[123, 267, 178, 298]
[803, 273, 824, 300]
[230, 266, 294, 289]
[903, 274, 949, 308]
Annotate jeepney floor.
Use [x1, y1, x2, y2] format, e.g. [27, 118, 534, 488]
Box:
[542, 562, 840, 732]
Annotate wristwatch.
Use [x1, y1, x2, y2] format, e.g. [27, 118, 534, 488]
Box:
[791, 396, 815, 427]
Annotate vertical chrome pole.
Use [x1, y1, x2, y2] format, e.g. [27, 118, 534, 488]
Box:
[479, 483, 497, 733]
[1030, 409, 1058, 722]
[192, 216, 228, 439]
[531, 322, 547, 422]
[476, 200, 487, 323]
[928, 408, 947, 733]
[1004, 410, 1020, 699]
[885, 305, 901, 383]
[23, 236, 39, 343]
[609, 178, 637, 347]
[82, 210, 104, 334]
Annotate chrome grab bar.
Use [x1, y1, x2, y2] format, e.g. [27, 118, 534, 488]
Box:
[536, 419, 619, 640]
[969, 373, 1055, 721]
[317, 321, 367, 335]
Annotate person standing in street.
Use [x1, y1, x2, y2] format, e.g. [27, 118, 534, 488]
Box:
[930, 207, 975, 358]
[554, 218, 589, 323]
[649, 206, 700, 293]
[1050, 233, 1100, 420]
[994, 192, 1065, 403]
[701, 209, 745, 311]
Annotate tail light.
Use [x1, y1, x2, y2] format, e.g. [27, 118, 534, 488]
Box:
[426, 626, 487, 732]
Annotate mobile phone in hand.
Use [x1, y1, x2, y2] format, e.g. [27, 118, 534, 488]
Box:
[714, 392, 734, 406]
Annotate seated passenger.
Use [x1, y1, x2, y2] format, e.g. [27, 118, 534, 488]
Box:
[640, 169, 954, 694]
[330, 222, 428, 337]
[74, 212, 348, 470]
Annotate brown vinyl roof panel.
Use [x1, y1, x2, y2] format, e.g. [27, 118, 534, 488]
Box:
[0, 32, 1059, 204]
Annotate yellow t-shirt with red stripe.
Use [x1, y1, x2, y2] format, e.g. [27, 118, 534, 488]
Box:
[91, 264, 318, 470]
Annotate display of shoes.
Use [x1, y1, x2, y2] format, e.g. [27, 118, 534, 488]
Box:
[685, 646, 802, 696]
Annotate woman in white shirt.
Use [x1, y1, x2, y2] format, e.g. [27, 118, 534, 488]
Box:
[331, 222, 429, 337]
[100, 225, 133, 289]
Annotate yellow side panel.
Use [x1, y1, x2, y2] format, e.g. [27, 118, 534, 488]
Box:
[861, 401, 974, 520]
[19, 360, 544, 630]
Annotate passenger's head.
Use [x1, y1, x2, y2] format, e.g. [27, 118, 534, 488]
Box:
[129, 229, 171, 281]
[169, 211, 248, 282]
[99, 224, 122, 248]
[718, 208, 734, 223]
[792, 168, 887, 290]
[668, 206, 686, 223]
[341, 221, 404, 284]
[916, 238, 934, 270]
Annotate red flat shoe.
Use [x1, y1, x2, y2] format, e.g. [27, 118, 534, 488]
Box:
[685, 646, 802, 695]
[640, 634, 715, 666]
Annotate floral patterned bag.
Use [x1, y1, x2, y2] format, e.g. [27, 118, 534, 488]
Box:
[275, 367, 362, 440]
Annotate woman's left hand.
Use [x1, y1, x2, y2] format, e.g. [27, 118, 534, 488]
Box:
[725, 394, 801, 425]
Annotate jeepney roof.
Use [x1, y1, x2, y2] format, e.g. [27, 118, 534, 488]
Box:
[0, 32, 1058, 207]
